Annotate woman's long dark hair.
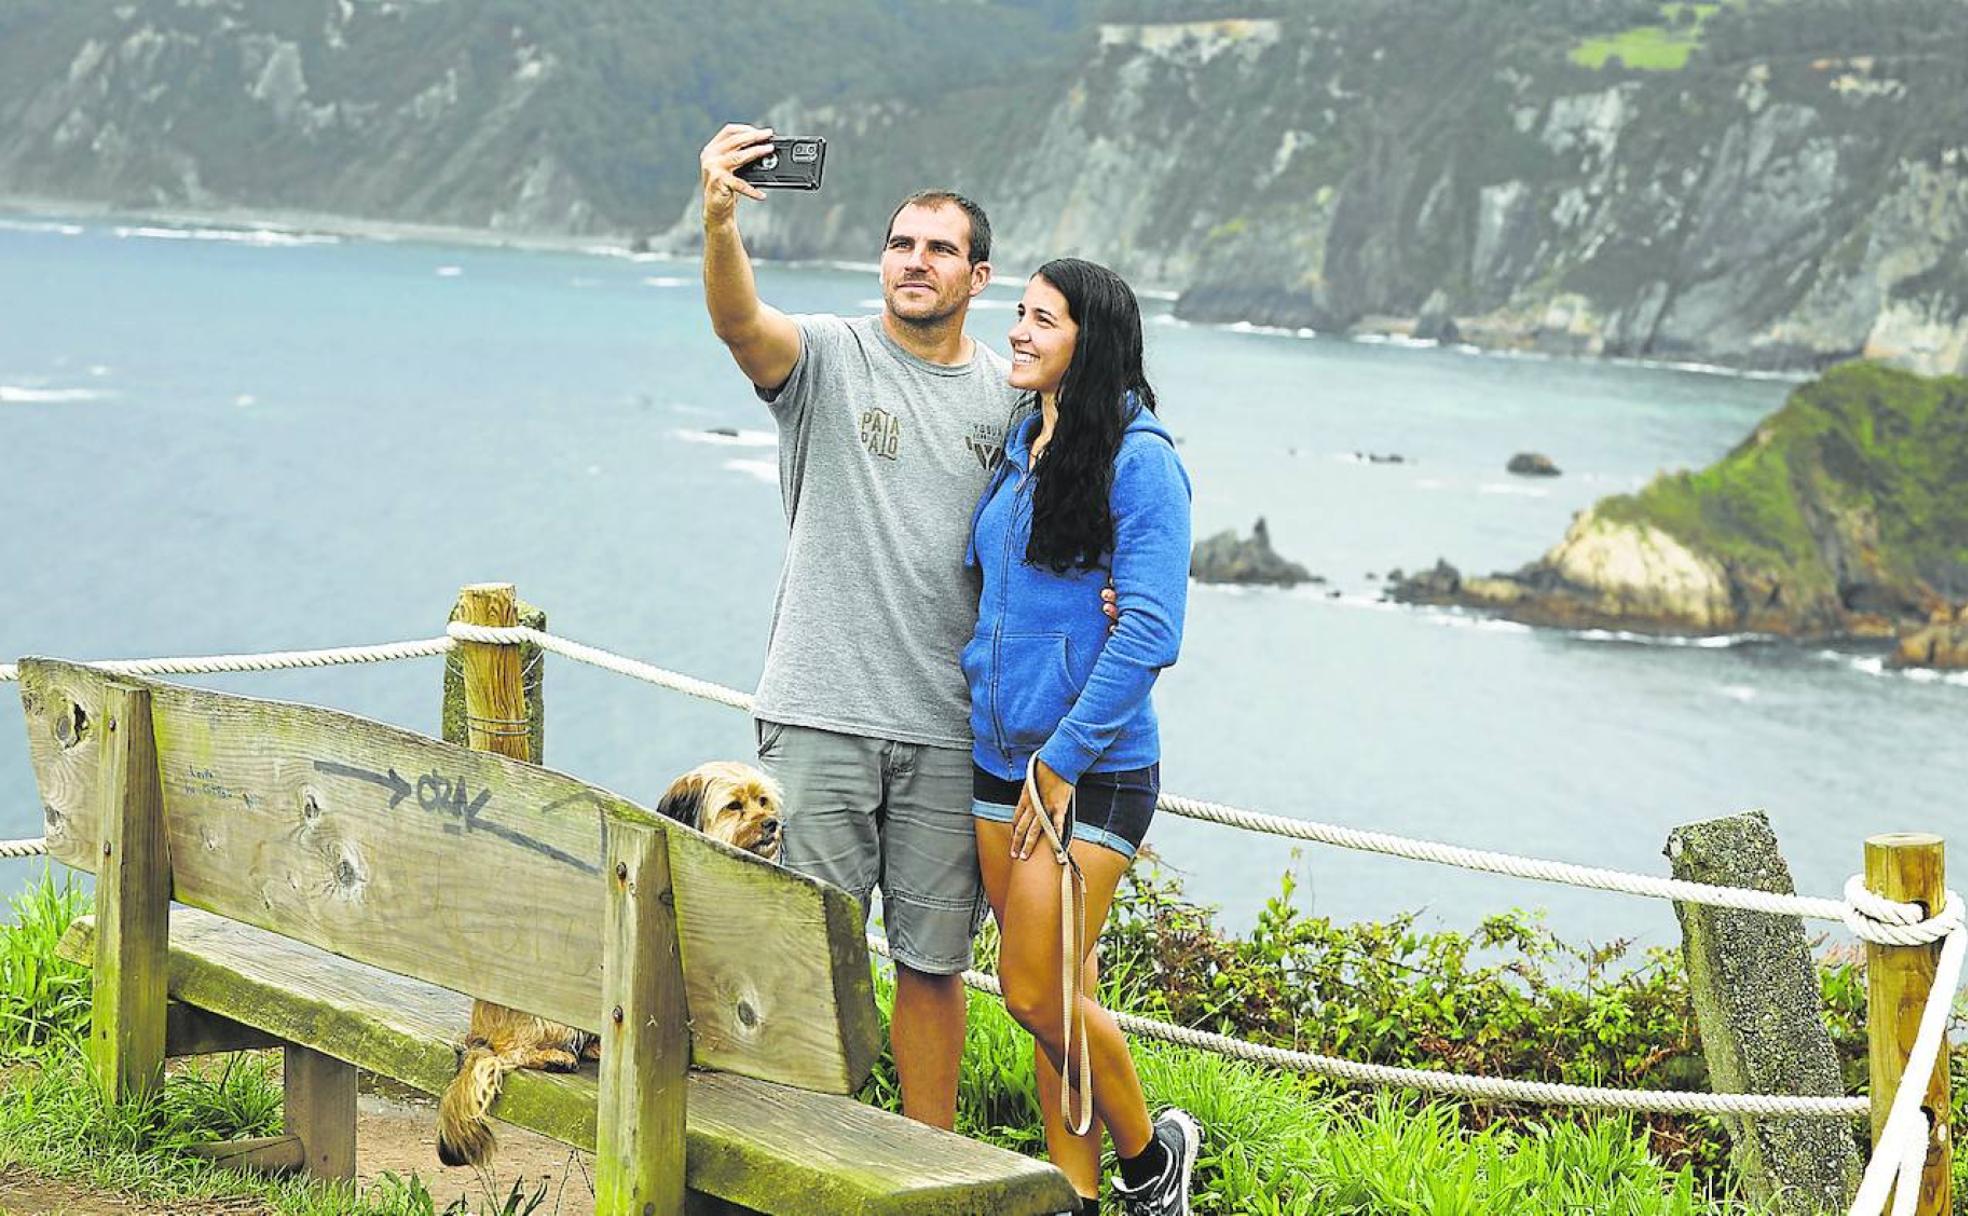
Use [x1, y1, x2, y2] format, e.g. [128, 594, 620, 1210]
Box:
[1024, 258, 1158, 573]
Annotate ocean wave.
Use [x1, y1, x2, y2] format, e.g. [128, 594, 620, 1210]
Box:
[677, 427, 776, 448]
[1150, 314, 1193, 328]
[0, 218, 85, 237]
[723, 458, 778, 484]
[1716, 684, 1759, 702]
[0, 385, 108, 404]
[111, 224, 338, 247]
[1833, 653, 1968, 686]
[1226, 321, 1316, 339]
[642, 276, 688, 288]
[580, 244, 673, 263]
[1478, 482, 1550, 497]
[1606, 354, 1810, 384]
[435, 266, 464, 277]
[1569, 629, 1759, 648]
[1353, 333, 1439, 349]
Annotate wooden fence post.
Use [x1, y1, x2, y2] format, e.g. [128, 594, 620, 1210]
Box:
[445, 588, 546, 760]
[1866, 833, 1952, 1216]
[453, 584, 536, 765]
[91, 682, 169, 1105]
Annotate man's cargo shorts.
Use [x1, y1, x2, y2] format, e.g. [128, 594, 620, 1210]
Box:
[755, 719, 985, 975]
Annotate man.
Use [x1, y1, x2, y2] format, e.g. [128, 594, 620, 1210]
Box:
[697, 123, 1020, 1129]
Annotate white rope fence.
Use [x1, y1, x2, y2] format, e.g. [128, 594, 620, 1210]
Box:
[5, 627, 1964, 1206]
[861, 933, 1872, 1117]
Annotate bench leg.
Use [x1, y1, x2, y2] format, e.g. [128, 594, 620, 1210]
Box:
[284, 1044, 356, 1181]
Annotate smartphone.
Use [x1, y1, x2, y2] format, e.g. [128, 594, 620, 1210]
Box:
[735, 136, 827, 191]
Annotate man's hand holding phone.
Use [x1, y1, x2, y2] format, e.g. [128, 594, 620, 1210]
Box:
[700, 124, 774, 227]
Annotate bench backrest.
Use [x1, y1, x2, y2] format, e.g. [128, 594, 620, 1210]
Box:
[15, 658, 879, 1095]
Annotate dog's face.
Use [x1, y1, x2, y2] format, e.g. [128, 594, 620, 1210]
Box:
[655, 761, 784, 861]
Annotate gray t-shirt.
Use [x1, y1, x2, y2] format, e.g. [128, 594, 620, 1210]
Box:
[756, 313, 1022, 747]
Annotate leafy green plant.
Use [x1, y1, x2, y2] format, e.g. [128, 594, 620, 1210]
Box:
[0, 868, 92, 1060]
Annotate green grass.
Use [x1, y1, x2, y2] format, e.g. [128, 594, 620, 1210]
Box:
[864, 970, 1744, 1215]
[1570, 4, 1721, 71]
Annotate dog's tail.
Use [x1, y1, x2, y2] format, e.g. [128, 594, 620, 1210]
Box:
[436, 1042, 507, 1167]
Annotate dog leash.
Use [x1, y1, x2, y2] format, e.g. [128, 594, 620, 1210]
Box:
[1024, 754, 1094, 1137]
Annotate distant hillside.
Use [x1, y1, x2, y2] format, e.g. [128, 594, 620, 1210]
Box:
[0, 0, 1065, 232]
[4, 0, 1967, 374]
[1390, 361, 1968, 659]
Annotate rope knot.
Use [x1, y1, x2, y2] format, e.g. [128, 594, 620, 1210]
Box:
[1841, 876, 1965, 947]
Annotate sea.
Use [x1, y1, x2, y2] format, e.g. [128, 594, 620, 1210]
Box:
[2, 211, 1961, 955]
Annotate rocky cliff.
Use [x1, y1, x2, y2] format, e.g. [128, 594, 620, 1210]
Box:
[1389, 363, 1968, 660]
[4, 1, 1966, 375]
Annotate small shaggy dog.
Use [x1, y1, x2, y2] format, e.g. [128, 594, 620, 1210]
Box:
[436, 760, 784, 1167]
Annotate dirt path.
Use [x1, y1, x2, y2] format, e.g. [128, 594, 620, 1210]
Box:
[0, 1088, 596, 1216]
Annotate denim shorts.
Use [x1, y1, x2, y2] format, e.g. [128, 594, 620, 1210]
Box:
[755, 719, 985, 975]
[970, 763, 1159, 860]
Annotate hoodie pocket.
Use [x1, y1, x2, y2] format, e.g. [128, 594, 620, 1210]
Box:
[997, 633, 1077, 750]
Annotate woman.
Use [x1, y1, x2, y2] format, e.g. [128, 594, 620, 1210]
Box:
[963, 258, 1196, 1216]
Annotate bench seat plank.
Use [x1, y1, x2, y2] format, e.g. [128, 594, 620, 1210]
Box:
[58, 911, 1077, 1216]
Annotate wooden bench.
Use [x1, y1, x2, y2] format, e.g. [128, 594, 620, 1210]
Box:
[17, 656, 1077, 1216]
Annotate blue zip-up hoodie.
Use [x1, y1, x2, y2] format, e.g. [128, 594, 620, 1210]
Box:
[962, 400, 1192, 785]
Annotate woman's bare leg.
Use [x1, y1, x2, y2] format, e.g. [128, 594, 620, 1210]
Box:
[977, 819, 1108, 1199]
[990, 831, 1151, 1155]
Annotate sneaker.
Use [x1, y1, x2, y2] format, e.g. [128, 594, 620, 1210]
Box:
[1112, 1108, 1201, 1216]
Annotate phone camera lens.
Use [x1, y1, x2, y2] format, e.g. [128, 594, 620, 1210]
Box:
[758, 153, 779, 171]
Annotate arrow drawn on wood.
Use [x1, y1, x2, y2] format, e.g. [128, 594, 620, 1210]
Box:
[312, 761, 413, 808]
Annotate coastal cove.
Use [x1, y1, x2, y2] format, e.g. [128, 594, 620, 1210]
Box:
[0, 211, 1961, 953]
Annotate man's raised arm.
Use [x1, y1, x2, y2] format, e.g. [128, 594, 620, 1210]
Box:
[699, 124, 802, 392]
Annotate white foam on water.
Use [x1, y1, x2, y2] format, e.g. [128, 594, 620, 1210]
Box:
[1415, 478, 1447, 490]
[1569, 628, 1758, 648]
[1829, 653, 1968, 687]
[580, 244, 672, 263]
[1478, 482, 1550, 497]
[435, 266, 464, 277]
[723, 458, 778, 484]
[111, 224, 338, 247]
[823, 260, 880, 274]
[1138, 287, 1180, 302]
[0, 385, 108, 403]
[676, 427, 776, 448]
[88, 365, 111, 377]
[1150, 314, 1193, 328]
[0, 219, 85, 236]
[569, 276, 600, 288]
[1426, 610, 1535, 635]
[1225, 321, 1314, 339]
[641, 276, 687, 288]
[969, 298, 1016, 311]
[234, 394, 256, 407]
[1716, 685, 1759, 702]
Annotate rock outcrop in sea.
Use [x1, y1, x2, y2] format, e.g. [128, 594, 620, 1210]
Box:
[1191, 518, 1315, 588]
[1389, 363, 1968, 664]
